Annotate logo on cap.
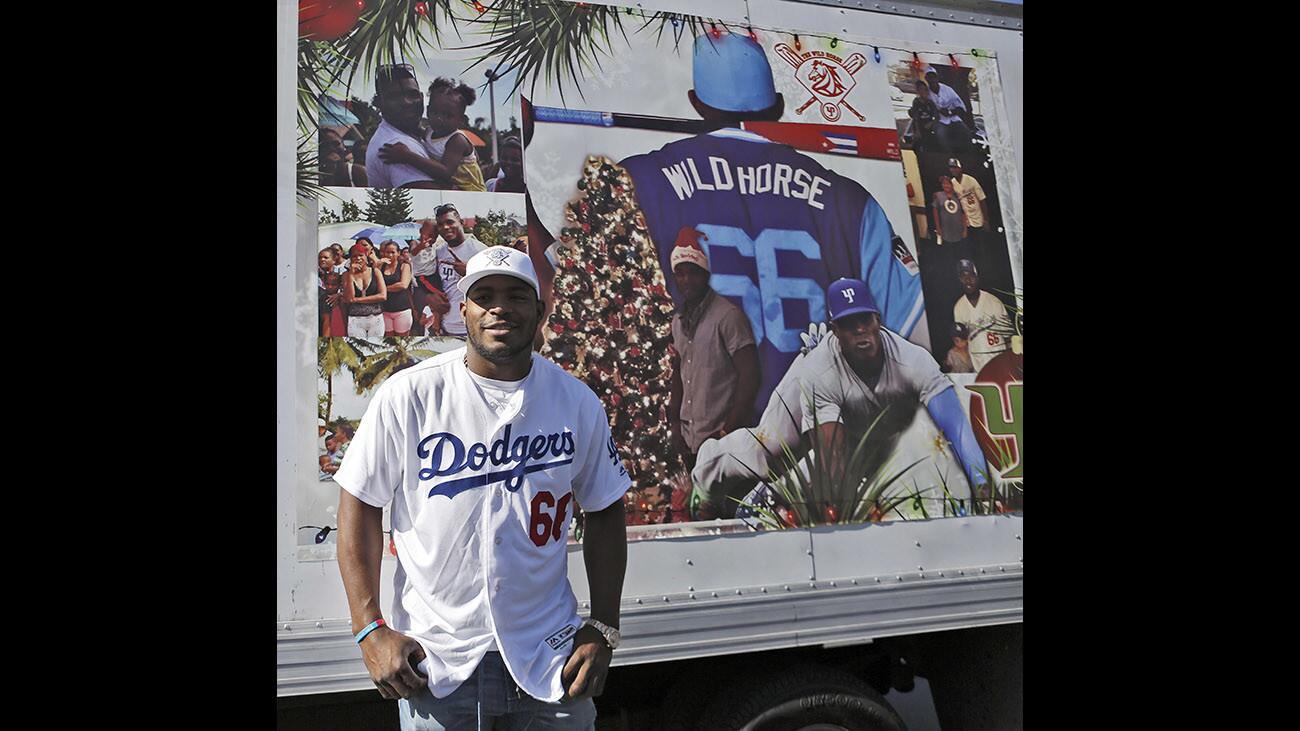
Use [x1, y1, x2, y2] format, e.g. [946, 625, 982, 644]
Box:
[827, 278, 879, 322]
[487, 248, 511, 266]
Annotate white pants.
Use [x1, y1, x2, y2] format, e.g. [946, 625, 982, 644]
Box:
[347, 313, 385, 340]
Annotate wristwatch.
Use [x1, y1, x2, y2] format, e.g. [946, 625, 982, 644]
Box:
[582, 618, 621, 650]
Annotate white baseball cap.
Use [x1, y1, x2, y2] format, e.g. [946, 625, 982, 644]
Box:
[458, 246, 541, 299]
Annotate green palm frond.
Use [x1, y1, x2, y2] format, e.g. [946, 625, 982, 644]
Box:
[645, 11, 733, 50]
[298, 147, 339, 205]
[351, 336, 442, 393]
[337, 0, 463, 90]
[318, 336, 365, 380]
[460, 0, 630, 103]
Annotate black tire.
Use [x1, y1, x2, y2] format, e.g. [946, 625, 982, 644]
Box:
[698, 665, 907, 731]
[659, 662, 732, 731]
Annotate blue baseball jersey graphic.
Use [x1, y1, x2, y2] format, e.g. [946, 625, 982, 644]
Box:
[619, 128, 925, 412]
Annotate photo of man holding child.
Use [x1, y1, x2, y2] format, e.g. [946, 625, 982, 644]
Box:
[316, 57, 522, 193]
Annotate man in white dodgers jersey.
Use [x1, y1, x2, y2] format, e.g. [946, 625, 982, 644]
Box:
[335, 245, 630, 730]
[952, 258, 1010, 372]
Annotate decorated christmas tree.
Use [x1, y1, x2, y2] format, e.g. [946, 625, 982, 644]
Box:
[541, 156, 685, 522]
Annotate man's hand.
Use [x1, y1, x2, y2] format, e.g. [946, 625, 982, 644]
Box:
[378, 142, 418, 165]
[358, 626, 429, 700]
[451, 259, 467, 277]
[561, 626, 613, 701]
[421, 312, 442, 334]
[427, 287, 451, 314]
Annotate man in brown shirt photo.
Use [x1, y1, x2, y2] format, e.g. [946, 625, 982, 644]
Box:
[667, 231, 761, 471]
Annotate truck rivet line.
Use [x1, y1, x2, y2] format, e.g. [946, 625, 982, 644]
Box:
[736, 589, 743, 595]
[1015, 535, 1021, 540]
[915, 541, 921, 547]
[809, 575, 815, 581]
[919, 573, 925, 578]
[761, 587, 767, 593]
[829, 581, 836, 587]
[938, 571, 943, 577]
[315, 622, 323, 628]
[636, 598, 642, 604]
[689, 594, 695, 600]
[999, 567, 1005, 572]
[980, 568, 986, 574]
[918, 566, 923, 570]
[851, 579, 858, 585]
[712, 591, 718, 597]
[875, 577, 881, 583]
[283, 624, 291, 631]
[806, 549, 813, 555]
[784, 585, 790, 591]
[686, 559, 693, 565]
[959, 570, 965, 575]
[662, 596, 668, 602]
[810, 582, 816, 588]
[688, 586, 694, 591]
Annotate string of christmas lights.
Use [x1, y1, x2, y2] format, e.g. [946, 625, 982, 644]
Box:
[449, 1, 995, 63]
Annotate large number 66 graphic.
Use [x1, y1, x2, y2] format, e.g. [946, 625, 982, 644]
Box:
[695, 225, 825, 354]
[529, 491, 574, 547]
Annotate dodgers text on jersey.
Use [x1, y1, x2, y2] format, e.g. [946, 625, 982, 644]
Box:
[419, 423, 577, 499]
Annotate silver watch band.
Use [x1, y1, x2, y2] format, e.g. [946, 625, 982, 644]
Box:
[583, 618, 619, 649]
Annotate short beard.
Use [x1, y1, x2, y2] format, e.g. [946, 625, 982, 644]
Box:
[467, 313, 537, 364]
[468, 333, 531, 364]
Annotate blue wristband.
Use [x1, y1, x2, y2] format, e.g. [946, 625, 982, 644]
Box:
[355, 619, 386, 644]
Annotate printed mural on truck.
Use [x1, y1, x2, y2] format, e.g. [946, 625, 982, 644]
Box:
[299, 1, 1021, 552]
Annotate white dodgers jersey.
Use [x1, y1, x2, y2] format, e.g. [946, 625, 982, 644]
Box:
[334, 349, 631, 701]
[953, 290, 1010, 372]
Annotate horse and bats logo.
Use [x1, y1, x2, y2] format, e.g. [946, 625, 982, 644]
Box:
[773, 44, 868, 123]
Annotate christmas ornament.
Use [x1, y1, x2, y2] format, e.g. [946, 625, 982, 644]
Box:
[299, 0, 366, 41]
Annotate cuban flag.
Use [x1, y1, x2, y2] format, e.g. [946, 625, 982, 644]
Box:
[823, 132, 859, 156]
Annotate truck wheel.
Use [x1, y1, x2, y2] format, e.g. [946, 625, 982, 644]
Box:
[699, 665, 906, 731]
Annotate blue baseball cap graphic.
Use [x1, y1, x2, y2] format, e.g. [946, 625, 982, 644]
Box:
[693, 33, 777, 113]
[827, 278, 879, 322]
